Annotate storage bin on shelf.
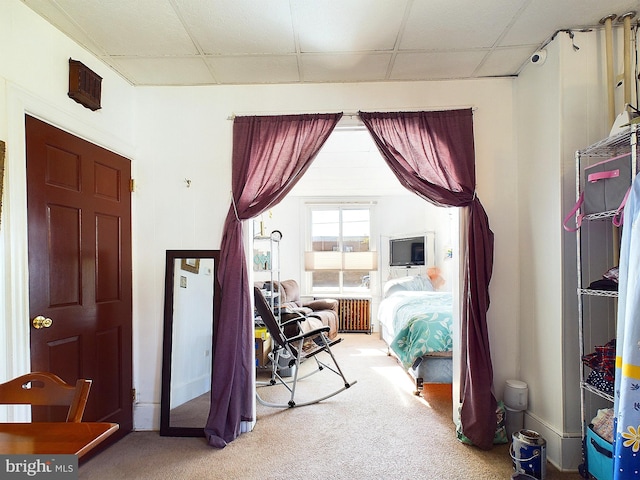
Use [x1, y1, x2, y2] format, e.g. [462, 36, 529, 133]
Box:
[586, 424, 613, 480]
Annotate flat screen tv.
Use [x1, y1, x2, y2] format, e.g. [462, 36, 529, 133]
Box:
[389, 236, 425, 266]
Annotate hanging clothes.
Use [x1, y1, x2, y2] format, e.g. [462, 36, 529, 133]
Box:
[613, 172, 640, 479]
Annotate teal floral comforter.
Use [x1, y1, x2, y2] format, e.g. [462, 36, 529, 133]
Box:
[379, 291, 453, 369]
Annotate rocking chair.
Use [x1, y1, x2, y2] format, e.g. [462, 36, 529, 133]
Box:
[254, 286, 356, 408]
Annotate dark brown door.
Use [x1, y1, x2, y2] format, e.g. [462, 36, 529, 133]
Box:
[25, 115, 132, 436]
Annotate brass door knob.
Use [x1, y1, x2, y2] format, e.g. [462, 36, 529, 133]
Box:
[32, 315, 53, 329]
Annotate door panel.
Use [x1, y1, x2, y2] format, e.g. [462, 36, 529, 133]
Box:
[95, 213, 121, 302]
[48, 204, 82, 306]
[26, 115, 132, 435]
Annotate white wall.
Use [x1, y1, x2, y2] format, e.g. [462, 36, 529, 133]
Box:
[132, 79, 519, 430]
[0, 0, 135, 399]
[516, 27, 628, 470]
[2, 0, 523, 453]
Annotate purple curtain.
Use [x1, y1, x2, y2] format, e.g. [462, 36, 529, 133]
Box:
[204, 113, 341, 447]
[359, 109, 496, 450]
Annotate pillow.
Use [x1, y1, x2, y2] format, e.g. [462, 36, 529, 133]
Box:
[383, 275, 433, 298]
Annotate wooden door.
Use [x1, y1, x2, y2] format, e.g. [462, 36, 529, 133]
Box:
[25, 115, 132, 436]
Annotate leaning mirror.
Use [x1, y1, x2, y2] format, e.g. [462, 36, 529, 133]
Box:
[160, 249, 220, 437]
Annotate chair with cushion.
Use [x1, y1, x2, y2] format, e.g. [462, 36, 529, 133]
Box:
[0, 372, 92, 422]
[271, 279, 340, 340]
[254, 287, 356, 408]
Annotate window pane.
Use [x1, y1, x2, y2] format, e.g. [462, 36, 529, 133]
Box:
[343, 209, 370, 252]
[311, 271, 339, 290]
[343, 270, 370, 288]
[311, 210, 339, 252]
[307, 205, 373, 294]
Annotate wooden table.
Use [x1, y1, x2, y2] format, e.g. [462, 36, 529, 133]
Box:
[0, 422, 118, 458]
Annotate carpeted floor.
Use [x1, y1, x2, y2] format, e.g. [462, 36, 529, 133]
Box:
[79, 334, 583, 479]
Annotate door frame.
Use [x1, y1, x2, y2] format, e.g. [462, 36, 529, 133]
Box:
[0, 86, 135, 421]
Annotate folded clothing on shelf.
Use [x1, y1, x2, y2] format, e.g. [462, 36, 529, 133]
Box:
[587, 265, 619, 291]
[582, 339, 616, 382]
[602, 266, 619, 283]
[588, 278, 618, 290]
[585, 370, 614, 395]
[591, 408, 614, 443]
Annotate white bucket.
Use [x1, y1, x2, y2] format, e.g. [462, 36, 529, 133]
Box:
[510, 429, 546, 480]
[504, 379, 528, 410]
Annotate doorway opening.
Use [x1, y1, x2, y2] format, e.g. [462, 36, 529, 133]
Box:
[248, 118, 462, 419]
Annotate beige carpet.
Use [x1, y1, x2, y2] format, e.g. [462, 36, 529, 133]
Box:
[79, 334, 583, 480]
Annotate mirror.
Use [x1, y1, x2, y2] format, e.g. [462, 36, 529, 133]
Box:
[160, 250, 220, 436]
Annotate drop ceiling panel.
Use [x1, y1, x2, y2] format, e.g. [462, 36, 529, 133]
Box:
[20, 0, 106, 54]
[109, 57, 216, 86]
[294, 0, 409, 52]
[51, 0, 197, 55]
[175, 0, 296, 54]
[302, 54, 392, 82]
[391, 51, 488, 80]
[475, 46, 539, 77]
[400, 0, 527, 51]
[206, 56, 300, 84]
[20, 0, 640, 86]
[500, 0, 638, 46]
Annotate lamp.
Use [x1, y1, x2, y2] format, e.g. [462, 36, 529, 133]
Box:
[304, 251, 378, 271]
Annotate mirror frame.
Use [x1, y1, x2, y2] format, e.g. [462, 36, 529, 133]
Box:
[160, 249, 221, 437]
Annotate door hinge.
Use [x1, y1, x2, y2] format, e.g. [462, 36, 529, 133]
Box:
[131, 388, 137, 403]
[129, 178, 135, 192]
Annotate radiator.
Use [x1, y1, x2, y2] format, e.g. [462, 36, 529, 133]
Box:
[338, 298, 371, 333]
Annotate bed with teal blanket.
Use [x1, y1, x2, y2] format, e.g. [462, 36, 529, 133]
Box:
[378, 276, 453, 388]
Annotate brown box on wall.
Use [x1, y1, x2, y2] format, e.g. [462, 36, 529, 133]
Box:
[68, 58, 102, 111]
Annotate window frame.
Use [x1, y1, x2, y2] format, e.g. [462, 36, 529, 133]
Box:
[304, 201, 377, 296]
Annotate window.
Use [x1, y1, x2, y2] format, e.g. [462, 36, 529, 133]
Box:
[305, 204, 376, 294]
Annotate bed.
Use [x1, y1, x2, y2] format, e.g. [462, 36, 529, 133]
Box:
[378, 275, 453, 392]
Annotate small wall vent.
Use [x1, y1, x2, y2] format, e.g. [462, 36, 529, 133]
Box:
[68, 59, 102, 111]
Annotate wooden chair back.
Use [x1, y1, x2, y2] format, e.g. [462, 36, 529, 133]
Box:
[0, 372, 92, 422]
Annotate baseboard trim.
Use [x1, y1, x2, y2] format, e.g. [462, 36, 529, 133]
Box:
[134, 403, 159, 431]
[524, 412, 582, 472]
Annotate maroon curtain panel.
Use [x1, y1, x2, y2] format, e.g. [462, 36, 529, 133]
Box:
[359, 109, 496, 449]
[204, 113, 341, 447]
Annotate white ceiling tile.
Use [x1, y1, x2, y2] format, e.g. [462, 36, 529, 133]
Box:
[475, 46, 538, 77]
[174, 0, 296, 54]
[22, 0, 107, 54]
[301, 53, 392, 82]
[391, 51, 487, 80]
[108, 57, 216, 86]
[50, 0, 197, 55]
[293, 0, 409, 52]
[401, 0, 527, 50]
[205, 56, 300, 84]
[500, 0, 640, 46]
[22, 0, 640, 86]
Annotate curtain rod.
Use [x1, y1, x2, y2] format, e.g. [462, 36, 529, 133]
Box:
[226, 105, 477, 120]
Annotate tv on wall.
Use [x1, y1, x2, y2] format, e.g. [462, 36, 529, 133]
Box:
[389, 236, 425, 266]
